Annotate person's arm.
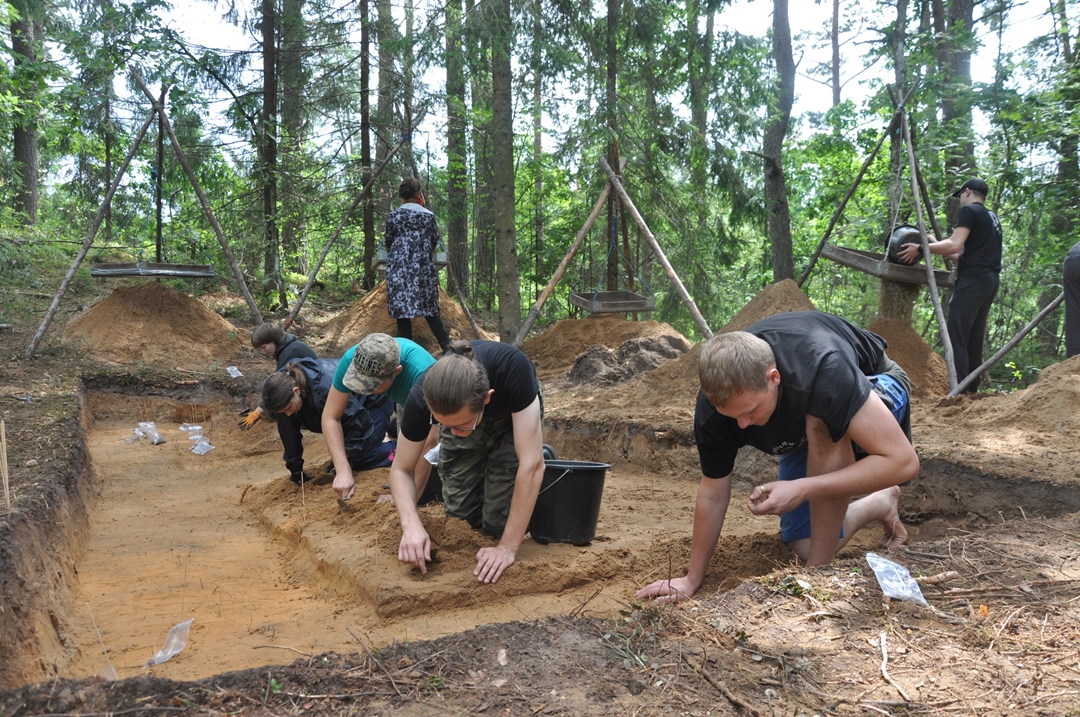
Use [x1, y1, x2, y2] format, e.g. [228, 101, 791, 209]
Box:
[635, 474, 732, 602]
[389, 434, 431, 571]
[474, 396, 545, 584]
[898, 226, 970, 264]
[747, 390, 918, 516]
[321, 387, 356, 500]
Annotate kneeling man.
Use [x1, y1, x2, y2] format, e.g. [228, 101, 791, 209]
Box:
[637, 311, 919, 603]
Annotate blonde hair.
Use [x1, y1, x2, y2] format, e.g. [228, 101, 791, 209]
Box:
[698, 332, 775, 406]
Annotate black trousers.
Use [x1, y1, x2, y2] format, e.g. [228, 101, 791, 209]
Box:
[397, 316, 451, 353]
[947, 270, 999, 392]
[1064, 241, 1080, 358]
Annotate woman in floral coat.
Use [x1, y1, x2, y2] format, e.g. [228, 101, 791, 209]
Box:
[385, 177, 451, 353]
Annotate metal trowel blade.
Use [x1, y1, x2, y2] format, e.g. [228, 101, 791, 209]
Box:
[337, 498, 351, 512]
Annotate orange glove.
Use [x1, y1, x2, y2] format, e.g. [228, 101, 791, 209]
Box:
[238, 407, 262, 429]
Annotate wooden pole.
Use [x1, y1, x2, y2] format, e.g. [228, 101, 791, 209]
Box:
[950, 292, 1064, 396]
[901, 110, 957, 388]
[599, 157, 713, 339]
[131, 71, 263, 325]
[25, 108, 158, 359]
[282, 122, 418, 330]
[512, 158, 626, 348]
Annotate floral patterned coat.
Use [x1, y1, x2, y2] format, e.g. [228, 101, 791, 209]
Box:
[385, 202, 441, 319]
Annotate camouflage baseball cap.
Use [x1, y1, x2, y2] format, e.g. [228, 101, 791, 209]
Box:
[342, 333, 401, 394]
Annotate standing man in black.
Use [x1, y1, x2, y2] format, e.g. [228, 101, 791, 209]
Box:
[898, 178, 1003, 392]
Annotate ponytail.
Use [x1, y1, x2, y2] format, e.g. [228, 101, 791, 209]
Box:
[262, 363, 310, 413]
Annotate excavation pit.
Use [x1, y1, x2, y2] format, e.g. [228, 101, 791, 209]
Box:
[6, 375, 1080, 690]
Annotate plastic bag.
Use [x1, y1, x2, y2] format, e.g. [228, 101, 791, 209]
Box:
[179, 423, 203, 441]
[126, 421, 166, 445]
[226, 366, 243, 378]
[191, 436, 215, 455]
[424, 443, 441, 465]
[865, 552, 928, 607]
[145, 618, 193, 667]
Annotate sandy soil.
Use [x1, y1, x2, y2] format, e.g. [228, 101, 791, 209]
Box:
[5, 277, 1080, 716]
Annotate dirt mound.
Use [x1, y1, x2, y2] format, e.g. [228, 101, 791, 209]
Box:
[545, 280, 816, 429]
[319, 281, 492, 355]
[523, 314, 690, 380]
[867, 318, 950, 398]
[717, 278, 816, 333]
[564, 336, 690, 387]
[62, 282, 243, 365]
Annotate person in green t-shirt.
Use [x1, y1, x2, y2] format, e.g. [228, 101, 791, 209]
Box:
[324, 333, 439, 502]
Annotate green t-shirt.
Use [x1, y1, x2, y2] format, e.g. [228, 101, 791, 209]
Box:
[333, 337, 436, 405]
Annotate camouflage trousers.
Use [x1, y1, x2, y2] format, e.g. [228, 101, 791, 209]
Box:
[438, 390, 544, 538]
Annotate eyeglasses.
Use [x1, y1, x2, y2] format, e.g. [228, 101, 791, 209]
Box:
[430, 408, 484, 432]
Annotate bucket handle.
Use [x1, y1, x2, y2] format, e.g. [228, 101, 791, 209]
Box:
[537, 468, 572, 497]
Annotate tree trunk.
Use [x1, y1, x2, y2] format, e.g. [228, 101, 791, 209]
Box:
[605, 0, 619, 292]
[687, 0, 711, 258]
[931, 0, 976, 216]
[831, 0, 841, 107]
[260, 0, 284, 307]
[490, 0, 521, 340]
[375, 0, 399, 216]
[468, 0, 495, 309]
[880, 0, 917, 323]
[279, 0, 307, 274]
[11, 11, 39, 226]
[531, 0, 543, 301]
[764, 0, 795, 282]
[445, 0, 469, 297]
[361, 0, 377, 289]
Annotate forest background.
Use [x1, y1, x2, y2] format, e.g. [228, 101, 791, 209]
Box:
[0, 0, 1075, 390]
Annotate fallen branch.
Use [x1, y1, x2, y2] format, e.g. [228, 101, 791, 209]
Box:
[916, 570, 960, 585]
[683, 653, 760, 715]
[252, 644, 313, 657]
[879, 631, 911, 702]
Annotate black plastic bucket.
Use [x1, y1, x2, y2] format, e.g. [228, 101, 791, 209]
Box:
[528, 460, 610, 545]
[884, 225, 922, 264]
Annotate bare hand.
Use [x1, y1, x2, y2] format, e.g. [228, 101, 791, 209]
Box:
[333, 472, 356, 501]
[474, 545, 516, 584]
[398, 528, 431, 574]
[896, 242, 921, 264]
[635, 576, 697, 603]
[747, 481, 802, 516]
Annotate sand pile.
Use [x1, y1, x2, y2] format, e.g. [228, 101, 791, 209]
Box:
[523, 314, 690, 380]
[717, 278, 816, 333]
[62, 282, 243, 365]
[867, 318, 950, 398]
[320, 281, 492, 355]
[545, 280, 816, 428]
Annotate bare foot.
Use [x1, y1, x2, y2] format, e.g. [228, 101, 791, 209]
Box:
[877, 485, 908, 550]
[376, 493, 394, 504]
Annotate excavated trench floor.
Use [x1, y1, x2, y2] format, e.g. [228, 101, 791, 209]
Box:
[34, 387, 1080, 685]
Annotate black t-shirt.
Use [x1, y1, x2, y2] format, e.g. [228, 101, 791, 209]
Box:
[954, 202, 1002, 275]
[694, 311, 888, 479]
[399, 341, 540, 442]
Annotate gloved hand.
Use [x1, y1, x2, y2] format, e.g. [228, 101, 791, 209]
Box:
[290, 471, 315, 486]
[238, 407, 262, 429]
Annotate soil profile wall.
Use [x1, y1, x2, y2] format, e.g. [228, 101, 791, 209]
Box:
[0, 402, 93, 689]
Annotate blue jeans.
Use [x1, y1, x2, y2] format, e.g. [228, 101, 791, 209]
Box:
[776, 374, 909, 543]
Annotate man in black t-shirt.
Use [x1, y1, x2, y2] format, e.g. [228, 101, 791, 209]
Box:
[898, 177, 1003, 391]
[636, 311, 920, 603]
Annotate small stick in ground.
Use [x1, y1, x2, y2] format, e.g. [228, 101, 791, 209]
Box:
[879, 631, 911, 702]
[347, 627, 403, 697]
[87, 602, 119, 680]
[1, 418, 10, 513]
